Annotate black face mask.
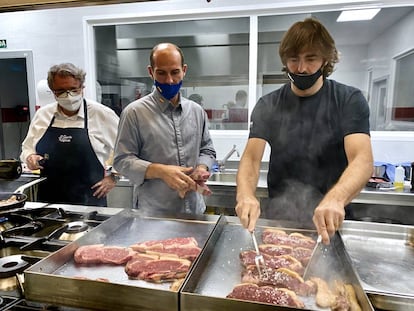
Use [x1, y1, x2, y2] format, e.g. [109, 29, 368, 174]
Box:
[287, 69, 323, 90]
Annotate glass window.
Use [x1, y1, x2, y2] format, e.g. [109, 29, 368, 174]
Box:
[94, 17, 250, 130]
[392, 49, 414, 127]
[93, 6, 414, 132]
[257, 15, 299, 101]
[257, 7, 414, 131]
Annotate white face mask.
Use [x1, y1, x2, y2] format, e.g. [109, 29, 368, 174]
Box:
[56, 93, 83, 112]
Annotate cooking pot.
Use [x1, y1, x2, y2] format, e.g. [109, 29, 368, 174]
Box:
[0, 192, 27, 211]
[0, 160, 22, 180]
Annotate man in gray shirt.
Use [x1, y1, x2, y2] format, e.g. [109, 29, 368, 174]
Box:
[114, 43, 216, 216]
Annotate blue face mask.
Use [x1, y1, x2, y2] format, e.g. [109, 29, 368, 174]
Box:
[154, 80, 182, 100]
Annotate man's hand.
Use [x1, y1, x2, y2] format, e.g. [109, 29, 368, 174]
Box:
[160, 165, 197, 194]
[178, 165, 212, 198]
[235, 195, 261, 232]
[190, 165, 210, 182]
[312, 199, 345, 245]
[91, 175, 117, 199]
[26, 154, 45, 170]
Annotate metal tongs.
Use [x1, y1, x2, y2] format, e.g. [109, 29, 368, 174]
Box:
[302, 234, 323, 280]
[251, 230, 268, 279]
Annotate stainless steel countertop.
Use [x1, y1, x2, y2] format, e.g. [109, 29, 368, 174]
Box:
[22, 201, 124, 216]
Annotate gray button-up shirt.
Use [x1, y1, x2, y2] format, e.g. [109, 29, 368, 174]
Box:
[114, 89, 216, 216]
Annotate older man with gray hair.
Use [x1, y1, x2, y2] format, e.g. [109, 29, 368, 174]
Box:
[21, 63, 119, 206]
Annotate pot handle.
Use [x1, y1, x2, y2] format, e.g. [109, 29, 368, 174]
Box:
[15, 177, 47, 194]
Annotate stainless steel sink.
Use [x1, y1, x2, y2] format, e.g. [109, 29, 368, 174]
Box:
[208, 170, 267, 185]
[209, 172, 237, 183]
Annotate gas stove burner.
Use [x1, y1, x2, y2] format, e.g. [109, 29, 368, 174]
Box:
[0, 296, 19, 309]
[0, 255, 30, 279]
[59, 221, 91, 241]
[65, 221, 89, 234]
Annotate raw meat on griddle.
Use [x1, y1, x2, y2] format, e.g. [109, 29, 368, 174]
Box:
[130, 236, 201, 261]
[241, 266, 316, 296]
[74, 244, 136, 265]
[262, 229, 316, 249]
[145, 246, 201, 261]
[125, 255, 192, 282]
[258, 244, 294, 256]
[100, 246, 136, 264]
[227, 283, 305, 308]
[130, 236, 198, 252]
[74, 244, 104, 264]
[240, 251, 304, 274]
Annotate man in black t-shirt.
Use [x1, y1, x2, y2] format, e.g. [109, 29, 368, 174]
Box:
[235, 18, 373, 244]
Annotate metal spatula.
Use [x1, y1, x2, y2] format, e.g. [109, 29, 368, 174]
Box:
[251, 230, 268, 279]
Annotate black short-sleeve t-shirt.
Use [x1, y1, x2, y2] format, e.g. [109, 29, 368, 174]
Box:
[250, 79, 370, 218]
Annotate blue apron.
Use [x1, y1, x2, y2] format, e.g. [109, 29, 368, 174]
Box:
[36, 100, 106, 206]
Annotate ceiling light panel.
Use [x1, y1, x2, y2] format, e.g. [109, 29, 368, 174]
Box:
[337, 8, 381, 22]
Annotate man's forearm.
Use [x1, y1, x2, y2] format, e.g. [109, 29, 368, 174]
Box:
[236, 162, 261, 201]
[323, 155, 372, 206]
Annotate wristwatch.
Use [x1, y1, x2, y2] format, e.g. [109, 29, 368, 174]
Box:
[110, 173, 121, 183]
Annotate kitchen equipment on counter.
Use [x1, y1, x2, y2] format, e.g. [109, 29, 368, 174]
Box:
[0, 177, 48, 211]
[24, 210, 219, 311]
[0, 160, 22, 180]
[373, 164, 386, 178]
[0, 203, 121, 310]
[366, 176, 392, 189]
[0, 192, 27, 211]
[180, 216, 373, 311]
[0, 176, 46, 211]
[341, 221, 414, 311]
[411, 162, 414, 192]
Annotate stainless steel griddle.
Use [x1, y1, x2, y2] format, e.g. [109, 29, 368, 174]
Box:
[341, 220, 414, 311]
[181, 216, 374, 311]
[24, 210, 219, 311]
[24, 212, 374, 311]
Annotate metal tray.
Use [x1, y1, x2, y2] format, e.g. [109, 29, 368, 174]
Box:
[181, 216, 373, 311]
[24, 209, 220, 311]
[340, 220, 414, 311]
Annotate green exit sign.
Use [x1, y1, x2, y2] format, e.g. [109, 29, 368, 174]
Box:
[0, 40, 7, 48]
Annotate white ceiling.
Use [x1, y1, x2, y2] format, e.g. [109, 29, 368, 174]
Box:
[312, 7, 413, 45]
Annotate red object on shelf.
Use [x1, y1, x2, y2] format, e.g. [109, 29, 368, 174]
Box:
[393, 107, 414, 121]
[1, 107, 29, 122]
[228, 108, 248, 122]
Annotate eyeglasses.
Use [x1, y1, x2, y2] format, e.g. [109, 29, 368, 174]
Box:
[53, 88, 83, 98]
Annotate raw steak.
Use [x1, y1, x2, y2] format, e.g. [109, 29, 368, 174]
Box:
[74, 244, 104, 264]
[259, 244, 294, 256]
[146, 246, 201, 261]
[100, 246, 136, 265]
[74, 244, 135, 265]
[292, 247, 313, 266]
[227, 283, 305, 308]
[125, 255, 192, 282]
[241, 266, 316, 296]
[262, 229, 316, 249]
[239, 251, 304, 274]
[130, 237, 198, 253]
[130, 237, 201, 261]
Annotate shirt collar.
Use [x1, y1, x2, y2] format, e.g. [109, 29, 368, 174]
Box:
[152, 89, 182, 112]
